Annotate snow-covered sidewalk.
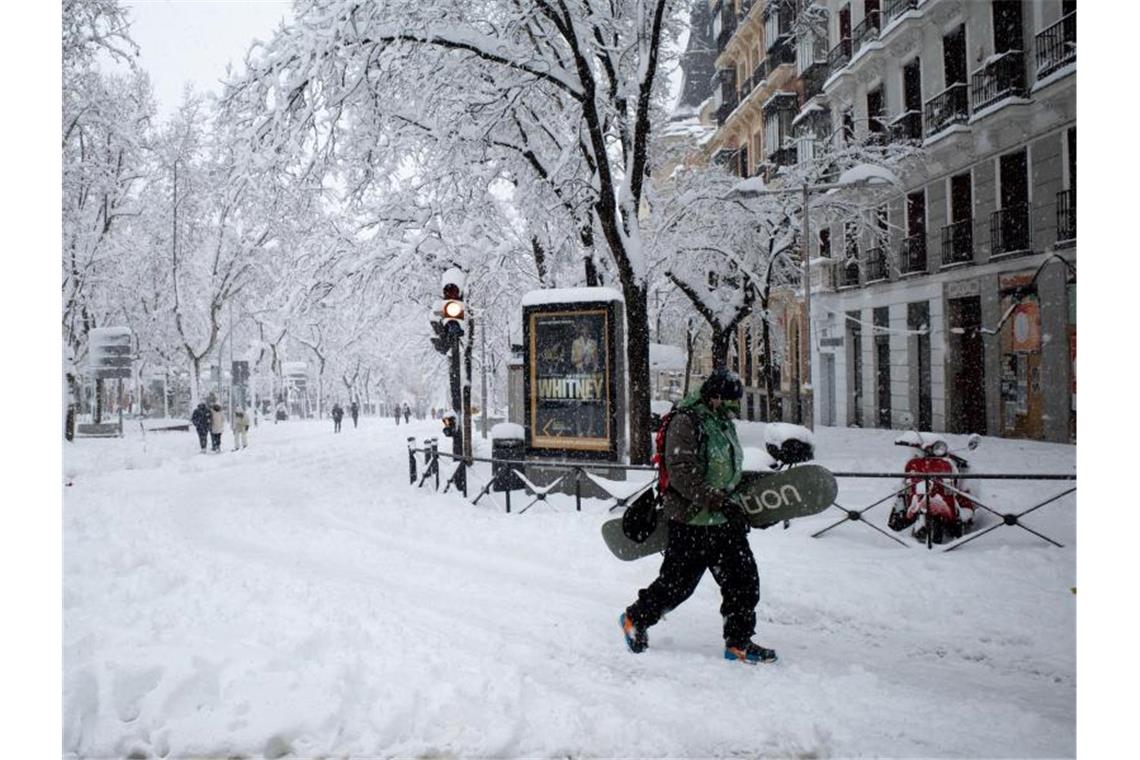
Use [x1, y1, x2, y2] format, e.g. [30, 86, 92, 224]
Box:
[62, 417, 1076, 758]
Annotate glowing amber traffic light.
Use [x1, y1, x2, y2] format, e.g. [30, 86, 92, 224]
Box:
[442, 300, 464, 320]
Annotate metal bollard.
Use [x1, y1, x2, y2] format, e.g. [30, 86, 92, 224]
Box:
[505, 487, 511, 514]
[575, 468, 582, 512]
[431, 438, 440, 491]
[408, 437, 417, 484]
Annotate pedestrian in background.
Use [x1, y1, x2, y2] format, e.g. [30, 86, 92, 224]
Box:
[191, 401, 210, 453]
[332, 402, 344, 433]
[350, 400, 359, 428]
[232, 407, 250, 450]
[209, 403, 225, 453]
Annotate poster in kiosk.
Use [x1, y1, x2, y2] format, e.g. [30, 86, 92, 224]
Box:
[522, 288, 625, 461]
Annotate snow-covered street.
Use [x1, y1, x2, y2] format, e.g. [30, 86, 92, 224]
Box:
[62, 416, 1076, 758]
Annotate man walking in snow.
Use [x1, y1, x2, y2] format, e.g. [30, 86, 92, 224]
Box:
[331, 402, 344, 433]
[191, 401, 210, 453]
[350, 400, 359, 428]
[620, 368, 776, 665]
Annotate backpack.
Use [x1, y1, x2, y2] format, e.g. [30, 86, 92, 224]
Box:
[622, 407, 705, 543]
[652, 406, 706, 499]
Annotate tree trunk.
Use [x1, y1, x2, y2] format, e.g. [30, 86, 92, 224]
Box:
[710, 327, 732, 370]
[683, 319, 695, 397]
[623, 284, 652, 464]
[760, 294, 774, 421]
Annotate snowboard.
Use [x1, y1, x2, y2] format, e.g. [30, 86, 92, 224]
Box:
[601, 464, 839, 561]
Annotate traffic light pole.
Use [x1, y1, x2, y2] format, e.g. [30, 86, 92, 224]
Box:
[463, 316, 474, 463]
[448, 333, 466, 492]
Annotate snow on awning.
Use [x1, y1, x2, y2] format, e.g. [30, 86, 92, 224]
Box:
[521, 287, 624, 306]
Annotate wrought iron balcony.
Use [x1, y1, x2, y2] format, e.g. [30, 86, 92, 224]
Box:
[1056, 189, 1075, 242]
[991, 203, 1031, 255]
[924, 83, 969, 138]
[712, 1, 737, 52]
[769, 144, 798, 169]
[716, 92, 739, 125]
[752, 59, 769, 90]
[839, 259, 860, 288]
[866, 246, 888, 282]
[882, 0, 919, 29]
[941, 219, 973, 265]
[889, 110, 923, 142]
[971, 50, 1027, 112]
[899, 233, 927, 274]
[852, 10, 882, 56]
[1036, 11, 1076, 78]
[827, 38, 852, 78]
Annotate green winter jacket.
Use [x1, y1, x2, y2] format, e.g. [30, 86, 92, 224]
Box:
[659, 393, 743, 526]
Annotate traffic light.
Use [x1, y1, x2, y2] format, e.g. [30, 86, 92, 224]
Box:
[430, 275, 465, 353]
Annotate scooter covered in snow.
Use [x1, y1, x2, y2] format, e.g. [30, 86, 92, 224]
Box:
[888, 432, 980, 545]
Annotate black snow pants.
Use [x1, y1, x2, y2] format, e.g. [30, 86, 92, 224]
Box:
[196, 429, 208, 450]
[626, 520, 760, 646]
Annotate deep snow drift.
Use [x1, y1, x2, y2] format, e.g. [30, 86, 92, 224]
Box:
[62, 416, 1077, 758]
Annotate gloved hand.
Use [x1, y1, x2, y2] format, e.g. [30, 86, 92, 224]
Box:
[719, 495, 750, 532]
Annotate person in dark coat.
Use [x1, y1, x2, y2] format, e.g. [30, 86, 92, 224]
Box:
[619, 369, 776, 665]
[350, 400, 359, 428]
[190, 401, 210, 452]
[331, 403, 344, 433]
[403, 403, 410, 423]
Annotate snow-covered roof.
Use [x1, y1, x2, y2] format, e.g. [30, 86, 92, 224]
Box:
[649, 343, 686, 371]
[521, 287, 624, 306]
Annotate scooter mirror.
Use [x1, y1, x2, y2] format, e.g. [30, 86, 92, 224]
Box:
[966, 433, 980, 450]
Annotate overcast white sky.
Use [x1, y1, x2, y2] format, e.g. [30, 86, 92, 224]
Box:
[124, 0, 292, 118]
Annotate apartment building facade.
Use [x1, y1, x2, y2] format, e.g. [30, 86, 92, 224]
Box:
[807, 0, 1075, 442]
[692, 0, 1075, 442]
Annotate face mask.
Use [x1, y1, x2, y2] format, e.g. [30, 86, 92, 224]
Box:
[718, 400, 741, 419]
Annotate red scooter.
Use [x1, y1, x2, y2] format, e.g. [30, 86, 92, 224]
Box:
[888, 432, 980, 545]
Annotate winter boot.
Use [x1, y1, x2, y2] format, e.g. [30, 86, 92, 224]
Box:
[620, 612, 648, 654]
[724, 641, 778, 665]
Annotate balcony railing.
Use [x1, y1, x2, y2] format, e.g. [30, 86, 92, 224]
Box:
[941, 219, 973, 265]
[716, 92, 739, 125]
[1036, 11, 1076, 77]
[713, 2, 737, 51]
[839, 260, 860, 288]
[866, 247, 888, 282]
[889, 110, 923, 142]
[852, 10, 882, 56]
[899, 233, 927, 274]
[924, 82, 969, 138]
[882, 0, 919, 29]
[753, 59, 769, 90]
[971, 50, 1027, 112]
[991, 203, 1031, 255]
[769, 144, 798, 169]
[1057, 189, 1075, 242]
[827, 38, 852, 78]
